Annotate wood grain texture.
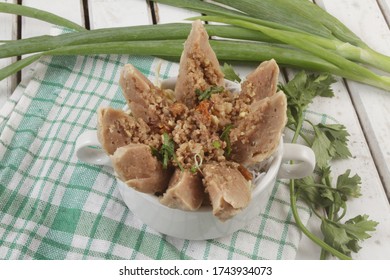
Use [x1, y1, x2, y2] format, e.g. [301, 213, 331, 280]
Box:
[20, 0, 84, 87]
[87, 0, 152, 29]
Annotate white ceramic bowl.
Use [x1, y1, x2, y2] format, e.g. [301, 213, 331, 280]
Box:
[75, 79, 315, 240]
[76, 131, 314, 240]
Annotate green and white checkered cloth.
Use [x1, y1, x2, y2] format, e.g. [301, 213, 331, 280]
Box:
[0, 52, 314, 260]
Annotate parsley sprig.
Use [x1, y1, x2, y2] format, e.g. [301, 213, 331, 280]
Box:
[280, 71, 378, 260]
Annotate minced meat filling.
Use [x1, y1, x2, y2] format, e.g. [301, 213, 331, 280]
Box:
[151, 87, 253, 170]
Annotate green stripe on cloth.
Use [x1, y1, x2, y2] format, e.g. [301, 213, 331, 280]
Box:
[1, 31, 334, 259]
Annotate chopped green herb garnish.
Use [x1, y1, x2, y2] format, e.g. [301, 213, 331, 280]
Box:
[151, 133, 183, 170]
[212, 140, 221, 149]
[150, 146, 162, 160]
[220, 124, 233, 157]
[161, 133, 174, 169]
[195, 85, 224, 101]
[190, 166, 198, 173]
[222, 62, 241, 82]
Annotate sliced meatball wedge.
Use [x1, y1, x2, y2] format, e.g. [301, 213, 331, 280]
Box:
[175, 20, 224, 108]
[160, 169, 204, 211]
[239, 59, 280, 103]
[111, 143, 171, 194]
[230, 91, 287, 167]
[97, 107, 153, 155]
[119, 64, 166, 126]
[202, 162, 251, 221]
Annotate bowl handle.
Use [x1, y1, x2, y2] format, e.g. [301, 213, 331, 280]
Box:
[75, 130, 112, 167]
[277, 143, 316, 179]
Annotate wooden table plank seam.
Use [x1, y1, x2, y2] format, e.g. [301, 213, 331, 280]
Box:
[377, 0, 390, 27]
[82, 0, 91, 30]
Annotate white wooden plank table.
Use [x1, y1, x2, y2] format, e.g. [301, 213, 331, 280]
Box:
[1, 0, 390, 259]
[20, 0, 84, 80]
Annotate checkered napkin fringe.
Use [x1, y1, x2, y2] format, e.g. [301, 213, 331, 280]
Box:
[0, 53, 316, 260]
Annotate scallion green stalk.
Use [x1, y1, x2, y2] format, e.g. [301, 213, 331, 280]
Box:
[153, 0, 315, 35]
[0, 39, 323, 80]
[212, 0, 338, 40]
[0, 24, 277, 59]
[211, 0, 390, 74]
[4, 37, 389, 91]
[0, 54, 41, 81]
[191, 15, 390, 91]
[2, 0, 390, 92]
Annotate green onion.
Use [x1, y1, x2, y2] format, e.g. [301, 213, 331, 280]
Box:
[44, 39, 338, 75]
[212, 0, 361, 46]
[4, 38, 390, 91]
[153, 0, 308, 34]
[210, 0, 390, 74]
[154, 0, 390, 86]
[0, 24, 189, 59]
[211, 0, 335, 40]
[191, 15, 390, 91]
[0, 54, 42, 82]
[0, 2, 86, 32]
[2, 1, 390, 92]
[0, 24, 275, 59]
